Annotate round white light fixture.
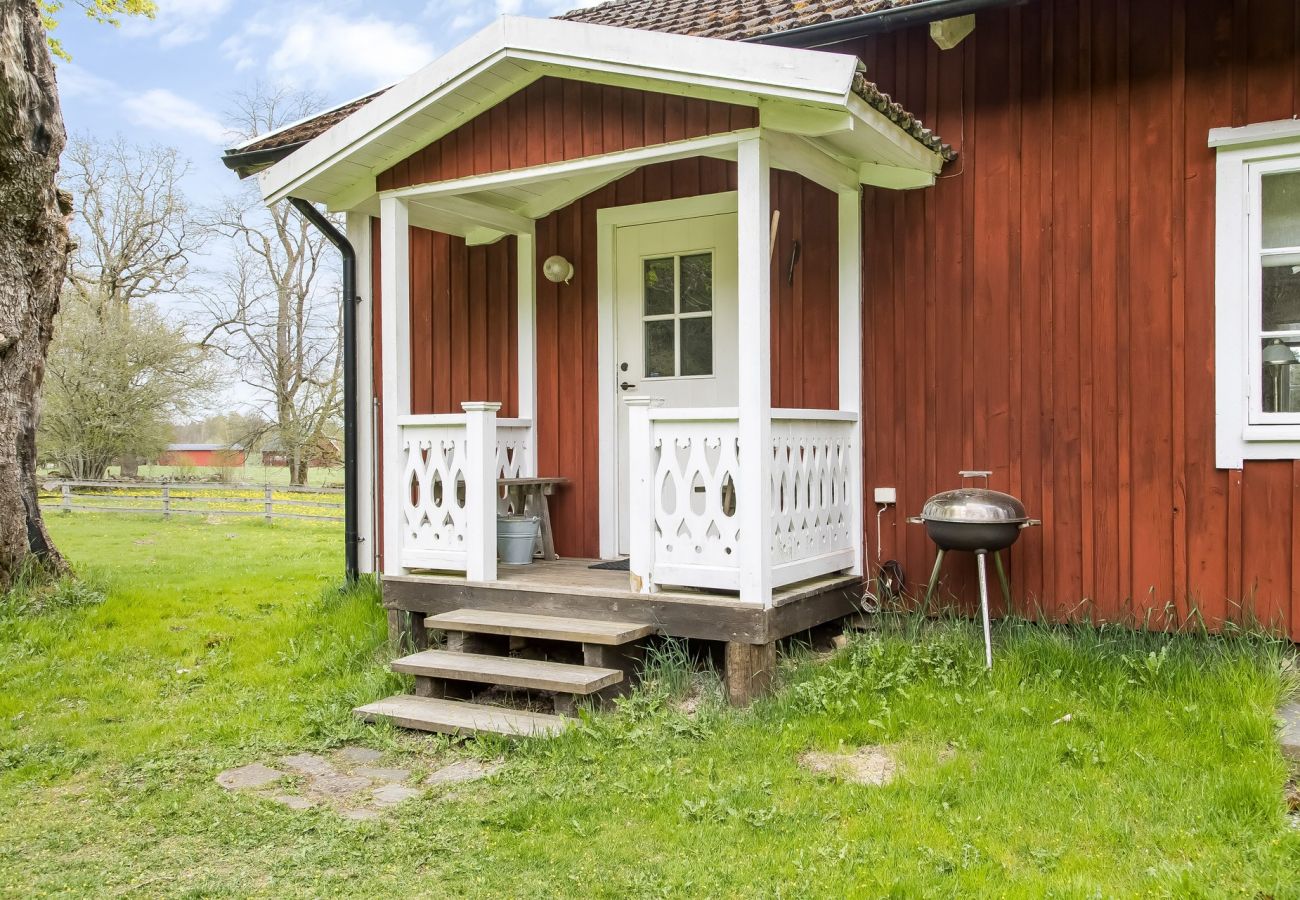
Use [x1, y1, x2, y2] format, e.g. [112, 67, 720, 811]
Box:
[542, 255, 575, 285]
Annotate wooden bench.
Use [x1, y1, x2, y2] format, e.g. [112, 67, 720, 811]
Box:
[499, 477, 568, 560]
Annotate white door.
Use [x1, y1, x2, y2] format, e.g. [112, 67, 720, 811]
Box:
[613, 213, 738, 555]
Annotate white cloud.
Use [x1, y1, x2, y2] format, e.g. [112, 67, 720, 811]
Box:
[122, 89, 230, 145]
[224, 9, 435, 92]
[124, 0, 234, 47]
[57, 62, 116, 101]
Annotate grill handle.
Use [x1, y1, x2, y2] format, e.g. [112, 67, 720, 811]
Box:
[958, 470, 992, 486]
[1020, 519, 1042, 529]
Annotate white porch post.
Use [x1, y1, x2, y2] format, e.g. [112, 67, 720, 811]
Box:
[626, 396, 661, 593]
[838, 188, 865, 577]
[346, 211, 377, 574]
[379, 196, 411, 576]
[463, 401, 501, 583]
[736, 137, 774, 606]
[516, 233, 538, 471]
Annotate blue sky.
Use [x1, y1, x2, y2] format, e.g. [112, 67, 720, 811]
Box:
[54, 0, 595, 205]
[52, 0, 596, 416]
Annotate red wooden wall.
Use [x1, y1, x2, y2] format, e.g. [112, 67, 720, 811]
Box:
[848, 0, 1300, 638]
[377, 76, 759, 191]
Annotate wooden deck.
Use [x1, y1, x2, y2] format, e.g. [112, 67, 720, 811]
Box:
[382, 558, 863, 644]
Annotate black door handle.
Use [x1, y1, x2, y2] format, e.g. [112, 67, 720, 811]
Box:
[620, 381, 636, 391]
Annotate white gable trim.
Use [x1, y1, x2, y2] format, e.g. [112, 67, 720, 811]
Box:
[258, 16, 863, 207]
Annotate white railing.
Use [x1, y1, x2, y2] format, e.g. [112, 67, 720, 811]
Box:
[394, 403, 533, 578]
[636, 407, 744, 592]
[769, 411, 858, 586]
[495, 418, 534, 515]
[628, 403, 860, 604]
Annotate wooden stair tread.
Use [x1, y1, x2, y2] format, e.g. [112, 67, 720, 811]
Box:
[354, 695, 569, 738]
[391, 649, 622, 694]
[425, 609, 656, 645]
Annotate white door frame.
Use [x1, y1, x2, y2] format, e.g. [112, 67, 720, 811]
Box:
[596, 191, 739, 560]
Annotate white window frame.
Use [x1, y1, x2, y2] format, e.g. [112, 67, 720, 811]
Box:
[1211, 119, 1300, 467]
[639, 250, 715, 381]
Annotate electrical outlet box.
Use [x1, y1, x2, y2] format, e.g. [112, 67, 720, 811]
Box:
[874, 487, 897, 505]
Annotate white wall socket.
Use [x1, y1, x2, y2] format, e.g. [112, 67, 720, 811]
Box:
[874, 487, 897, 504]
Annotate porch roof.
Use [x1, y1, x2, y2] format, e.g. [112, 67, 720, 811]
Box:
[239, 16, 951, 214]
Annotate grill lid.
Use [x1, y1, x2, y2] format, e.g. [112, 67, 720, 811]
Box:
[921, 488, 1027, 524]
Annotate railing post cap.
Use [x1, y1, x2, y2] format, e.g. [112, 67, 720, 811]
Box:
[461, 401, 503, 413]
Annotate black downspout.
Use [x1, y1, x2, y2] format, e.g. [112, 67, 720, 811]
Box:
[289, 198, 361, 583]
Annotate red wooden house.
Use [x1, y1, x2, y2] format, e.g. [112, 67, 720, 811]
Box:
[155, 444, 247, 468]
[224, 0, 1300, 731]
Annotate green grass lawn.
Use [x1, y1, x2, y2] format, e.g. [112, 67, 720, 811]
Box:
[0, 513, 1297, 897]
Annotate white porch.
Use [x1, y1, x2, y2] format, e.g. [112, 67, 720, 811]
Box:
[379, 131, 870, 608]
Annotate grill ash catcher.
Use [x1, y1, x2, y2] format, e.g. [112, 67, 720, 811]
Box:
[907, 471, 1040, 669]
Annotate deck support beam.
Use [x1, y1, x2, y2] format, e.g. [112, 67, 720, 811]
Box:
[736, 136, 774, 607]
[725, 641, 776, 706]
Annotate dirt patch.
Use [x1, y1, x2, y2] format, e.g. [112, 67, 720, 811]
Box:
[799, 746, 898, 786]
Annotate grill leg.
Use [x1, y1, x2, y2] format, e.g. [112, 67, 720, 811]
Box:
[923, 548, 946, 610]
[993, 550, 1012, 611]
[976, 551, 993, 670]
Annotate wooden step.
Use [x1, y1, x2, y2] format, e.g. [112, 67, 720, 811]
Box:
[391, 649, 623, 694]
[354, 695, 569, 738]
[425, 609, 656, 646]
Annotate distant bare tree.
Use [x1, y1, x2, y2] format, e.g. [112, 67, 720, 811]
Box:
[62, 136, 200, 314]
[201, 86, 341, 486]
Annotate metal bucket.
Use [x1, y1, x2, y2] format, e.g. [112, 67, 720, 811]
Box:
[497, 515, 540, 566]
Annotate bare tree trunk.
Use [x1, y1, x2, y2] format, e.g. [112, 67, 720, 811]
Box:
[0, 1, 71, 591]
[292, 459, 308, 486]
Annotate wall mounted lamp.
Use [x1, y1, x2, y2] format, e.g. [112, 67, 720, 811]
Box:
[542, 255, 574, 284]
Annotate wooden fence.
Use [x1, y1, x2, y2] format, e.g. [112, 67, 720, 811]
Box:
[40, 481, 343, 523]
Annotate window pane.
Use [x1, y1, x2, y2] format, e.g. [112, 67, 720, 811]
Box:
[1261, 338, 1300, 412]
[680, 316, 713, 376]
[1262, 171, 1300, 249]
[644, 257, 675, 316]
[1262, 259, 1300, 331]
[644, 319, 675, 378]
[680, 253, 713, 313]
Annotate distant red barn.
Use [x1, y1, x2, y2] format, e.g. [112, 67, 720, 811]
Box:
[155, 444, 247, 468]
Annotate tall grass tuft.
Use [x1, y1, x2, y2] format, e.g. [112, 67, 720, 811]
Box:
[0, 558, 105, 619]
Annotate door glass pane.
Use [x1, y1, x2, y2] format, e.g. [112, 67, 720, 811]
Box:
[1262, 171, 1300, 249]
[644, 319, 675, 378]
[1261, 338, 1300, 412]
[679, 316, 713, 377]
[644, 257, 675, 316]
[680, 253, 713, 313]
[1262, 255, 1300, 331]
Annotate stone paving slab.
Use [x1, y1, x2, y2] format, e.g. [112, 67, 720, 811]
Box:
[215, 763, 284, 790]
[1280, 701, 1300, 763]
[355, 766, 412, 783]
[372, 784, 424, 807]
[280, 752, 337, 777]
[218, 745, 497, 820]
[335, 747, 384, 765]
[424, 759, 503, 787]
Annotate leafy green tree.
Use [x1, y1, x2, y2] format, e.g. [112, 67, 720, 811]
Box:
[40, 292, 210, 480]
